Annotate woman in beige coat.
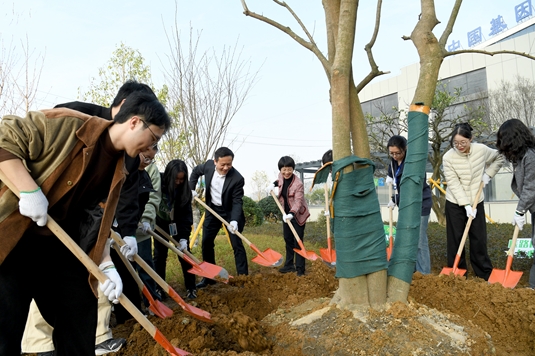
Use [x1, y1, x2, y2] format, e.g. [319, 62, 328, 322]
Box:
[443, 123, 504, 280]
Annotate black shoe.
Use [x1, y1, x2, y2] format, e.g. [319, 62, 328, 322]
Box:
[297, 270, 305, 277]
[186, 289, 198, 299]
[95, 337, 126, 355]
[37, 352, 54, 356]
[196, 278, 216, 289]
[279, 265, 296, 273]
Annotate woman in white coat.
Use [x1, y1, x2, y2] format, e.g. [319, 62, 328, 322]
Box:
[443, 123, 504, 280]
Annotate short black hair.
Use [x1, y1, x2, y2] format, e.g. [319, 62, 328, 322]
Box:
[113, 91, 170, 131]
[450, 122, 473, 148]
[321, 149, 332, 165]
[387, 135, 407, 152]
[111, 80, 156, 108]
[214, 147, 234, 161]
[278, 156, 295, 170]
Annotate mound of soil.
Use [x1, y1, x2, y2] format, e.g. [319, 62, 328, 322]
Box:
[109, 261, 534, 355]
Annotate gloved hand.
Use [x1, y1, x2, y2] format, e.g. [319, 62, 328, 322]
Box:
[283, 213, 294, 222]
[385, 176, 394, 186]
[266, 183, 275, 194]
[387, 200, 396, 209]
[323, 210, 330, 217]
[464, 205, 477, 219]
[482, 173, 491, 187]
[120, 236, 138, 261]
[139, 221, 151, 234]
[227, 220, 238, 234]
[191, 190, 198, 198]
[513, 211, 525, 231]
[98, 261, 123, 304]
[19, 187, 49, 226]
[178, 239, 188, 251]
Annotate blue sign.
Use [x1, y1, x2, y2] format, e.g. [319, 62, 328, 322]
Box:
[467, 27, 482, 47]
[447, 40, 461, 52]
[489, 15, 508, 36]
[515, 0, 532, 22]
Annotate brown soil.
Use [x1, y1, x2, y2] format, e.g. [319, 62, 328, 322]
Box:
[110, 262, 535, 356]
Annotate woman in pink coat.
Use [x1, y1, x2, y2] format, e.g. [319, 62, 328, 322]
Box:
[273, 156, 310, 276]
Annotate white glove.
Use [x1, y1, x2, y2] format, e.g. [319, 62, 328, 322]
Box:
[19, 187, 48, 226]
[387, 200, 396, 209]
[191, 190, 198, 198]
[464, 205, 477, 219]
[139, 221, 151, 234]
[482, 173, 491, 187]
[513, 212, 525, 231]
[98, 261, 123, 304]
[120, 236, 138, 261]
[227, 220, 238, 234]
[266, 183, 275, 194]
[283, 213, 294, 222]
[178, 239, 188, 251]
[323, 210, 330, 217]
[385, 176, 394, 186]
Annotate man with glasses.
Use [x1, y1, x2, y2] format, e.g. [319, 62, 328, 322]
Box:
[20, 82, 164, 356]
[0, 91, 170, 356]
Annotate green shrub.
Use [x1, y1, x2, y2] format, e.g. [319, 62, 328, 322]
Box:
[257, 196, 281, 222]
[243, 196, 263, 227]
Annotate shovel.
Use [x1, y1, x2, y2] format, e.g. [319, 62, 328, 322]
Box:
[150, 226, 230, 283]
[270, 190, 319, 261]
[319, 183, 336, 265]
[110, 241, 173, 319]
[194, 197, 283, 267]
[488, 225, 523, 288]
[386, 181, 394, 261]
[110, 231, 213, 323]
[440, 181, 484, 277]
[0, 170, 189, 356]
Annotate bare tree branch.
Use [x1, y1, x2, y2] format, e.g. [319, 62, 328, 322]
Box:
[438, 0, 462, 47]
[444, 48, 535, 61]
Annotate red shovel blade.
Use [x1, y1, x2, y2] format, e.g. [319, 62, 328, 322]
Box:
[142, 287, 173, 319]
[488, 256, 523, 288]
[154, 329, 190, 355]
[167, 288, 213, 323]
[249, 244, 284, 267]
[293, 247, 319, 261]
[440, 254, 467, 276]
[187, 261, 230, 283]
[319, 248, 336, 265]
[386, 235, 393, 261]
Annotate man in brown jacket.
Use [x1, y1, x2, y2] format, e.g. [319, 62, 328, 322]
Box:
[0, 91, 170, 356]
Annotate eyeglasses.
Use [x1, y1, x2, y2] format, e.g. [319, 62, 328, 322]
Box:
[453, 140, 469, 147]
[389, 151, 403, 157]
[140, 152, 155, 165]
[140, 119, 160, 147]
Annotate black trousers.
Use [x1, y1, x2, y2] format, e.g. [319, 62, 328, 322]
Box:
[203, 205, 248, 275]
[110, 247, 142, 324]
[445, 200, 493, 280]
[0, 232, 97, 356]
[153, 224, 196, 291]
[282, 220, 306, 273]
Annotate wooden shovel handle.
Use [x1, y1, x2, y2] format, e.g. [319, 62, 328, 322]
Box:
[507, 225, 521, 256]
[154, 225, 201, 265]
[110, 240, 145, 290]
[269, 190, 305, 248]
[455, 181, 485, 256]
[0, 170, 161, 340]
[324, 183, 331, 238]
[193, 196, 253, 247]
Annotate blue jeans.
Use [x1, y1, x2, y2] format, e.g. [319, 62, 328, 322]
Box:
[415, 214, 431, 274]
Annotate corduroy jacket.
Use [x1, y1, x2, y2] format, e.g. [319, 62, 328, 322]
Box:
[0, 109, 127, 293]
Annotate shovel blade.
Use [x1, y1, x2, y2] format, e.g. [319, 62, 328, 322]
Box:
[142, 286, 173, 319]
[319, 248, 336, 265]
[488, 269, 523, 289]
[168, 288, 213, 323]
[187, 262, 230, 283]
[154, 329, 191, 356]
[440, 266, 467, 276]
[251, 248, 284, 267]
[294, 247, 319, 261]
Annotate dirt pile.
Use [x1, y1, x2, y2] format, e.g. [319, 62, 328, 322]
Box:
[108, 262, 535, 355]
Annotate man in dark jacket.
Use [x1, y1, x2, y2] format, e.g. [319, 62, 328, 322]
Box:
[189, 147, 248, 288]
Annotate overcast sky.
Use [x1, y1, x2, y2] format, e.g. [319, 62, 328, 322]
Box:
[1, 0, 522, 195]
